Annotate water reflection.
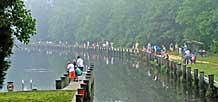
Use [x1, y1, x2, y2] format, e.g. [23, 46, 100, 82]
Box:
[94, 55, 186, 102]
[1, 47, 218, 101]
[1, 47, 75, 91]
[94, 53, 217, 102]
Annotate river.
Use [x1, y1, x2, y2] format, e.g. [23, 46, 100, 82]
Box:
[1, 47, 215, 102]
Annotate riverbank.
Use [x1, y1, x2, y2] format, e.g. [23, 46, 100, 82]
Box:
[169, 52, 218, 80]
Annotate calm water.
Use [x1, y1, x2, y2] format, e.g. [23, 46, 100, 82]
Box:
[93, 55, 187, 102]
[1, 47, 215, 102]
[2, 48, 73, 91]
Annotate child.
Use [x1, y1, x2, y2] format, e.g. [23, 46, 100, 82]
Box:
[75, 67, 82, 81]
[67, 61, 75, 82]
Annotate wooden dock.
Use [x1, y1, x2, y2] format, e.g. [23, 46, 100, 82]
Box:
[62, 73, 86, 102]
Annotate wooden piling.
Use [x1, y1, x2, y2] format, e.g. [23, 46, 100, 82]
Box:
[187, 67, 192, 83]
[166, 59, 170, 73]
[182, 65, 187, 82]
[78, 88, 85, 98]
[173, 62, 177, 79]
[76, 94, 83, 102]
[170, 61, 173, 71]
[85, 76, 91, 79]
[194, 69, 199, 87]
[208, 74, 215, 97]
[60, 76, 66, 88]
[83, 79, 90, 101]
[55, 79, 62, 89]
[177, 63, 182, 79]
[199, 71, 206, 98]
[64, 73, 69, 85]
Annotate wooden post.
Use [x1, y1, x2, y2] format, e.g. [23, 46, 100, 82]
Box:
[173, 62, 177, 79]
[208, 74, 215, 97]
[194, 69, 199, 87]
[83, 79, 90, 101]
[170, 61, 173, 71]
[199, 71, 205, 98]
[87, 70, 91, 74]
[64, 73, 69, 85]
[157, 57, 161, 68]
[76, 94, 83, 102]
[86, 73, 91, 78]
[55, 79, 62, 89]
[166, 59, 170, 73]
[78, 88, 85, 98]
[177, 63, 182, 79]
[182, 65, 186, 82]
[187, 67, 192, 83]
[85, 76, 91, 80]
[60, 76, 65, 88]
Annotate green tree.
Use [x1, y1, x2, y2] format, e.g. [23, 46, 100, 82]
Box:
[0, 0, 36, 87]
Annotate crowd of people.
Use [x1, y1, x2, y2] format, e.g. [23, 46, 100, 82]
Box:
[142, 42, 197, 64]
[66, 56, 84, 82]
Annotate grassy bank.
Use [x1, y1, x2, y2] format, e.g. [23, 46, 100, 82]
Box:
[0, 90, 75, 102]
[169, 52, 218, 80]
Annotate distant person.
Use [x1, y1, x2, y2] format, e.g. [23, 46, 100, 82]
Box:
[75, 67, 82, 81]
[110, 42, 114, 48]
[175, 43, 178, 51]
[77, 56, 84, 72]
[67, 61, 75, 82]
[72, 59, 77, 67]
[75, 67, 82, 76]
[164, 53, 169, 60]
[162, 45, 166, 52]
[170, 43, 174, 52]
[178, 47, 182, 55]
[183, 43, 187, 52]
[183, 49, 191, 64]
[135, 42, 139, 49]
[191, 54, 196, 64]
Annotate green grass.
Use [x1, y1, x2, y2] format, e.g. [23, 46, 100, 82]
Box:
[0, 90, 75, 102]
[169, 51, 218, 81]
[187, 63, 218, 80]
[197, 54, 218, 64]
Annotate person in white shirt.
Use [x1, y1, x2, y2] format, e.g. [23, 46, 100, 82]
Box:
[67, 61, 75, 81]
[77, 56, 84, 71]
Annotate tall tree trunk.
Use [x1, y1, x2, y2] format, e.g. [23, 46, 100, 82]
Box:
[0, 26, 13, 88]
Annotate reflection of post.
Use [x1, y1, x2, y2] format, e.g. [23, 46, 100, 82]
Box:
[135, 62, 139, 69]
[30, 80, 33, 90]
[22, 80, 24, 91]
[106, 57, 109, 65]
[182, 65, 186, 82]
[199, 72, 205, 98]
[111, 57, 114, 64]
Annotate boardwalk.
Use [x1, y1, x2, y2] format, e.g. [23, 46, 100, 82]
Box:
[62, 73, 86, 102]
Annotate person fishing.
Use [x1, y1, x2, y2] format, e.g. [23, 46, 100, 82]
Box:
[67, 61, 75, 82]
[77, 56, 84, 72]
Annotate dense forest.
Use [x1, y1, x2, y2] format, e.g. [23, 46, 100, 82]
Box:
[27, 0, 218, 53]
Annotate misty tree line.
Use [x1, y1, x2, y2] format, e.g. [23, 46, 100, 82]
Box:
[28, 0, 218, 53]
